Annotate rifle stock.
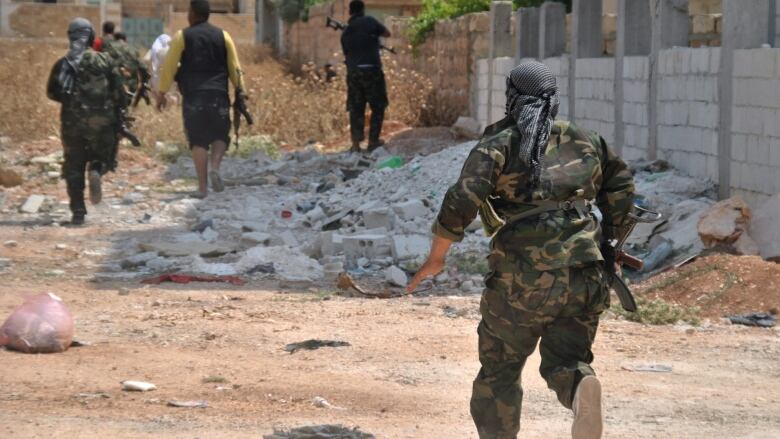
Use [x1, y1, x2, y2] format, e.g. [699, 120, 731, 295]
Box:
[325, 16, 396, 54]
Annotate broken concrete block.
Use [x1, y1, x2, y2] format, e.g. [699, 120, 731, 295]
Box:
[119, 252, 158, 269]
[451, 116, 482, 139]
[139, 241, 235, 257]
[734, 232, 760, 256]
[320, 231, 345, 256]
[363, 207, 395, 230]
[278, 230, 300, 247]
[391, 234, 430, 261]
[241, 221, 267, 233]
[342, 234, 392, 265]
[697, 196, 751, 248]
[242, 232, 272, 246]
[750, 193, 780, 261]
[20, 195, 45, 214]
[385, 265, 408, 287]
[392, 199, 428, 221]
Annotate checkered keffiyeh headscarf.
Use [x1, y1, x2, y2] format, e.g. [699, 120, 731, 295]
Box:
[505, 61, 560, 187]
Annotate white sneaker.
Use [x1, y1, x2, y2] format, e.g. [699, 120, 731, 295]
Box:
[571, 375, 603, 439]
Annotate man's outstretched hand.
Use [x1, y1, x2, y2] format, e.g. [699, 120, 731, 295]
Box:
[406, 257, 445, 294]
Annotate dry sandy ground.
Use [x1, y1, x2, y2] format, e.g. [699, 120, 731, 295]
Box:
[1, 220, 779, 439]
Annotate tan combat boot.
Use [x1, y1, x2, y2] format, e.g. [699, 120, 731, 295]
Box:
[571, 375, 603, 439]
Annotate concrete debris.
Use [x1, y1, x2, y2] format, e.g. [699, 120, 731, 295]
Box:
[697, 196, 752, 248]
[4, 240, 17, 247]
[167, 399, 209, 408]
[113, 139, 725, 290]
[312, 396, 346, 410]
[750, 193, 780, 262]
[264, 425, 375, 439]
[384, 265, 408, 287]
[20, 194, 45, 213]
[451, 116, 482, 139]
[140, 241, 235, 257]
[121, 381, 157, 392]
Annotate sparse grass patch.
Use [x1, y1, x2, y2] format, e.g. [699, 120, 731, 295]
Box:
[612, 297, 701, 326]
[229, 135, 281, 159]
[450, 252, 489, 275]
[202, 375, 228, 384]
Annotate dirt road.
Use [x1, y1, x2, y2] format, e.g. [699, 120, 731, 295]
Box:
[1, 221, 779, 439]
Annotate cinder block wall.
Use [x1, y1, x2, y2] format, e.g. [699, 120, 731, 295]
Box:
[730, 48, 780, 205]
[477, 45, 780, 205]
[656, 47, 720, 183]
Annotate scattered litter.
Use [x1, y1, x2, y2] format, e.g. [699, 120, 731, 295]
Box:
[621, 364, 673, 373]
[312, 396, 346, 410]
[141, 274, 246, 286]
[0, 293, 74, 353]
[727, 312, 776, 328]
[167, 399, 209, 408]
[3, 240, 17, 247]
[264, 425, 375, 439]
[121, 381, 157, 392]
[75, 392, 111, 400]
[284, 339, 351, 354]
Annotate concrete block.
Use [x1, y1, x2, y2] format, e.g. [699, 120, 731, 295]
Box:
[690, 48, 711, 73]
[770, 137, 780, 166]
[690, 103, 719, 129]
[391, 234, 430, 261]
[363, 207, 395, 230]
[20, 195, 45, 213]
[320, 231, 344, 256]
[539, 2, 566, 58]
[747, 135, 771, 164]
[731, 134, 748, 161]
[242, 232, 271, 246]
[516, 7, 540, 59]
[494, 56, 515, 77]
[733, 49, 777, 78]
[706, 154, 719, 181]
[392, 199, 428, 221]
[489, 2, 514, 58]
[385, 265, 408, 287]
[700, 129, 719, 155]
[619, 0, 651, 56]
[342, 234, 392, 263]
[573, 0, 603, 58]
[689, 153, 708, 178]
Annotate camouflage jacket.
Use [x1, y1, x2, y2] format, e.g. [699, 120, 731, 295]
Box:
[432, 117, 635, 272]
[102, 39, 149, 94]
[46, 49, 126, 128]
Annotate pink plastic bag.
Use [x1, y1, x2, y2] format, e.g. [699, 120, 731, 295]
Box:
[0, 293, 74, 353]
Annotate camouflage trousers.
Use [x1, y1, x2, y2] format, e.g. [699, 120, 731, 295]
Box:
[61, 116, 119, 215]
[346, 67, 388, 143]
[471, 262, 610, 439]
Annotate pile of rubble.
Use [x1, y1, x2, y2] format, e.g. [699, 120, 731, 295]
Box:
[103, 140, 777, 293]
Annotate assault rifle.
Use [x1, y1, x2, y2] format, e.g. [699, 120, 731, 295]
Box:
[607, 204, 663, 312]
[325, 16, 396, 54]
[118, 109, 141, 147]
[233, 88, 254, 147]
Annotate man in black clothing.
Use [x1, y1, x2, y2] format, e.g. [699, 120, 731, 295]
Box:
[341, 0, 390, 153]
[156, 0, 246, 198]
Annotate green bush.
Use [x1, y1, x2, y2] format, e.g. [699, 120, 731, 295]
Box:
[276, 0, 331, 23]
[612, 297, 701, 326]
[408, 0, 570, 48]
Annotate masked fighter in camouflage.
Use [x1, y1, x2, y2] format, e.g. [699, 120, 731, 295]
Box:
[47, 18, 128, 225]
[407, 61, 635, 439]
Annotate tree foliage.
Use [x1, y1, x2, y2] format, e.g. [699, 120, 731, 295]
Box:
[408, 0, 570, 48]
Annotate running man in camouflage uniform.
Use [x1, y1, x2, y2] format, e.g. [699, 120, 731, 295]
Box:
[407, 61, 635, 439]
[340, 0, 390, 152]
[47, 18, 128, 225]
[102, 32, 151, 105]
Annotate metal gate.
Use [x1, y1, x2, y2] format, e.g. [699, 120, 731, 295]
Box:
[121, 18, 164, 49]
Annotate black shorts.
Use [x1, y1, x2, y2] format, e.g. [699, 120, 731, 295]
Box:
[182, 91, 231, 149]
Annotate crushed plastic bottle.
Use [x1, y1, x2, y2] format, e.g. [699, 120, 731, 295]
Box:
[376, 155, 404, 170]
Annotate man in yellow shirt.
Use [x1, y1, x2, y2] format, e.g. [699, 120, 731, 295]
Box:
[156, 0, 246, 198]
